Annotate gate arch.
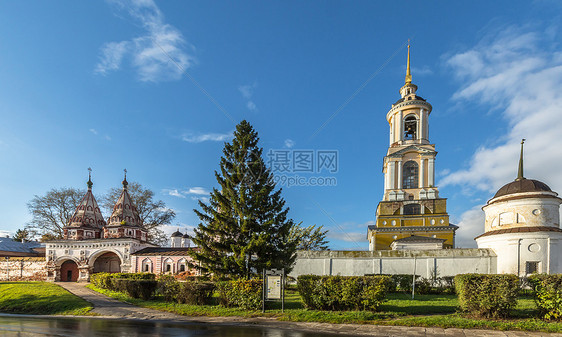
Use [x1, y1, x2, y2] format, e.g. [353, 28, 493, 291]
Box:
[91, 251, 122, 273]
[60, 260, 79, 282]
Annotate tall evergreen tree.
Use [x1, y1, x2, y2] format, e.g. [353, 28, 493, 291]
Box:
[190, 120, 296, 278]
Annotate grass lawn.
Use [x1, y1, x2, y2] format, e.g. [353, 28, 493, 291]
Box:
[87, 284, 562, 332]
[0, 282, 93, 315]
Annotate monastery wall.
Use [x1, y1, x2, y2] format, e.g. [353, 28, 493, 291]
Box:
[0, 257, 47, 281]
[290, 249, 497, 279]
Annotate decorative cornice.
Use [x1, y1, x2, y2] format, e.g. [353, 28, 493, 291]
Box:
[368, 225, 458, 232]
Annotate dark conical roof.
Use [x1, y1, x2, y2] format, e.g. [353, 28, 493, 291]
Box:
[494, 178, 552, 198]
[182, 233, 190, 238]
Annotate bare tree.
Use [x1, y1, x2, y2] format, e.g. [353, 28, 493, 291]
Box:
[26, 188, 84, 239]
[101, 182, 175, 245]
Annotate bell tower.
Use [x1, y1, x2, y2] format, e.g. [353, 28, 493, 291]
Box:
[368, 44, 457, 251]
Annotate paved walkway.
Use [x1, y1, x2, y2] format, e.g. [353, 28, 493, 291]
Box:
[57, 282, 562, 337]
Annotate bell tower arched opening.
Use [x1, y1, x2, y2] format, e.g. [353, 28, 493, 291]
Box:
[404, 115, 417, 140]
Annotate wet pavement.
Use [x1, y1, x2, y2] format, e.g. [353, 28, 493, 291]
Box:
[55, 282, 562, 337]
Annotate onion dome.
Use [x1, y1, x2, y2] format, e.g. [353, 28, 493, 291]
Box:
[171, 230, 183, 237]
[182, 233, 190, 239]
[67, 169, 106, 229]
[106, 170, 143, 227]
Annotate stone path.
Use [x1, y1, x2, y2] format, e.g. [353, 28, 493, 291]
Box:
[57, 282, 562, 337]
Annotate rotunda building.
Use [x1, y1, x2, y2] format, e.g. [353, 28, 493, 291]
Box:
[476, 141, 562, 276]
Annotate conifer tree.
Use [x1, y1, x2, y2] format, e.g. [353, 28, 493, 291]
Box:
[190, 120, 296, 278]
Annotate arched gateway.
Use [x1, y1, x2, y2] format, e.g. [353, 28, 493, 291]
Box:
[45, 172, 154, 282]
[60, 260, 79, 282]
[93, 252, 121, 273]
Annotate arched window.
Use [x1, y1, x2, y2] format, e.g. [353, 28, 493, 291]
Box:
[403, 161, 418, 189]
[404, 115, 417, 140]
[403, 204, 421, 215]
[142, 258, 152, 272]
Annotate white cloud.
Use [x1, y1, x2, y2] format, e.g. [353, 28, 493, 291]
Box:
[441, 25, 562, 196]
[162, 189, 185, 198]
[181, 131, 233, 143]
[163, 186, 210, 199]
[327, 231, 368, 243]
[96, 0, 195, 82]
[89, 128, 111, 141]
[452, 206, 485, 248]
[95, 41, 129, 75]
[284, 139, 295, 148]
[411, 65, 433, 76]
[238, 84, 255, 99]
[246, 101, 257, 111]
[238, 82, 258, 111]
[191, 196, 209, 204]
[186, 187, 209, 195]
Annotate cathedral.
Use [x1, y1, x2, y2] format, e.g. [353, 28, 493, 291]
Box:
[368, 45, 457, 251]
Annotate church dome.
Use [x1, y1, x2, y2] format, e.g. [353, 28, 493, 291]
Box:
[493, 178, 552, 198]
[182, 233, 190, 238]
[171, 230, 183, 237]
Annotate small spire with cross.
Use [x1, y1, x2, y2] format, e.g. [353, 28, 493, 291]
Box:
[122, 168, 128, 189]
[516, 139, 526, 181]
[87, 167, 93, 189]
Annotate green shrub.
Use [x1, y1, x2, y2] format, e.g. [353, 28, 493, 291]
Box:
[156, 275, 180, 302]
[454, 274, 518, 318]
[297, 275, 391, 311]
[109, 279, 157, 300]
[177, 281, 216, 305]
[414, 277, 432, 295]
[90, 272, 155, 290]
[90, 273, 156, 300]
[528, 274, 562, 320]
[217, 279, 262, 310]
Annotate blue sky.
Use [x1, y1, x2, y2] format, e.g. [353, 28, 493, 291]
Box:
[1, 1, 562, 249]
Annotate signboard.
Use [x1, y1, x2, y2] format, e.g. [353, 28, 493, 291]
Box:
[266, 275, 281, 300]
[262, 268, 285, 312]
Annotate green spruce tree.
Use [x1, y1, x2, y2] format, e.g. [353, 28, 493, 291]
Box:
[190, 120, 296, 278]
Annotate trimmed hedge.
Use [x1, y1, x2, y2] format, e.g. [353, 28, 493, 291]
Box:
[528, 274, 562, 320]
[177, 281, 216, 305]
[454, 274, 519, 318]
[90, 273, 157, 300]
[297, 275, 391, 311]
[156, 275, 180, 302]
[217, 279, 263, 310]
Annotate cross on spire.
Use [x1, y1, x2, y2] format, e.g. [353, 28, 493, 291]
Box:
[122, 168, 128, 189]
[87, 167, 93, 189]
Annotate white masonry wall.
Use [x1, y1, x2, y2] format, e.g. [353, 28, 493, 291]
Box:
[0, 257, 47, 281]
[290, 249, 497, 279]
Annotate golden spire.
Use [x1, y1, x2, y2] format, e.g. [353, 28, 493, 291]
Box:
[405, 40, 412, 85]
